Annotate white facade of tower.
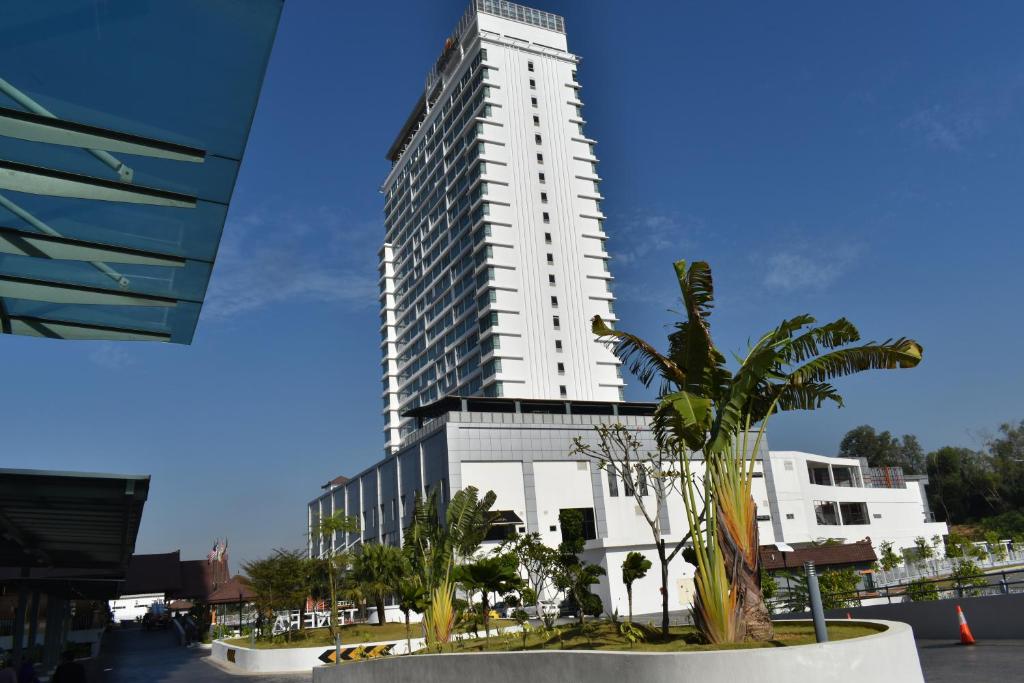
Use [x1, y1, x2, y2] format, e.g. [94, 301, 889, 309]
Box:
[380, 1, 623, 451]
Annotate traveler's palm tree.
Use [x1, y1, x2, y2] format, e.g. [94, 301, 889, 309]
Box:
[593, 259, 923, 642]
[454, 555, 523, 644]
[403, 486, 498, 648]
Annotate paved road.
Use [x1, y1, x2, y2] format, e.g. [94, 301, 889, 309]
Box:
[96, 623, 1022, 682]
[98, 625, 310, 683]
[917, 640, 1024, 682]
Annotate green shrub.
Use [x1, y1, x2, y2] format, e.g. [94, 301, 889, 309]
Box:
[818, 568, 862, 610]
[951, 560, 988, 596]
[905, 578, 939, 602]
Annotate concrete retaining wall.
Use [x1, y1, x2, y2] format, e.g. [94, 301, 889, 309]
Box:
[780, 592, 1024, 640]
[212, 625, 521, 673]
[311, 620, 921, 683]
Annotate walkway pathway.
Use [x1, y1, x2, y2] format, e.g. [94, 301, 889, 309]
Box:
[98, 625, 309, 683]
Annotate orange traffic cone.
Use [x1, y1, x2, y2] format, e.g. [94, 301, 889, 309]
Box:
[957, 605, 975, 645]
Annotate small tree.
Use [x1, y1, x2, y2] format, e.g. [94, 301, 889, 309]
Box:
[951, 560, 987, 597]
[499, 533, 562, 627]
[817, 568, 861, 609]
[912, 536, 934, 567]
[454, 555, 522, 645]
[396, 579, 427, 654]
[572, 424, 698, 638]
[621, 551, 652, 623]
[554, 509, 605, 625]
[314, 512, 360, 638]
[760, 569, 779, 610]
[242, 550, 310, 642]
[878, 541, 903, 571]
[984, 531, 1008, 561]
[905, 578, 939, 602]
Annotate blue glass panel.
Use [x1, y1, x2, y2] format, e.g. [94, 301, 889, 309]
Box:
[0, 136, 240, 205]
[1, 1, 283, 159]
[0, 0, 283, 343]
[0, 193, 227, 262]
[0, 253, 211, 302]
[3, 299, 202, 344]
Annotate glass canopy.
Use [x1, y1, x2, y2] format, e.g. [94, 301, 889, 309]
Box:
[0, 1, 283, 343]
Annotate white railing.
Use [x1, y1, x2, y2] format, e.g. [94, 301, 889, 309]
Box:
[873, 548, 1024, 586]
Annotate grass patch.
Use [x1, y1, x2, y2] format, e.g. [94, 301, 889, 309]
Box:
[224, 620, 516, 649]
[436, 620, 884, 654]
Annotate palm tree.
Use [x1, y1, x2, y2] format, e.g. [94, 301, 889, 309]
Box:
[395, 579, 428, 654]
[594, 259, 923, 642]
[352, 542, 408, 625]
[454, 555, 522, 644]
[315, 512, 359, 638]
[621, 551, 652, 623]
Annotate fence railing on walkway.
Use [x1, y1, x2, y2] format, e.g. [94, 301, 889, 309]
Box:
[773, 567, 1024, 613]
[872, 548, 1024, 586]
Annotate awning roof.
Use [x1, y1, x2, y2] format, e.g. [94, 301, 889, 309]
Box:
[0, 1, 283, 343]
[759, 539, 878, 571]
[0, 468, 149, 572]
[207, 575, 257, 605]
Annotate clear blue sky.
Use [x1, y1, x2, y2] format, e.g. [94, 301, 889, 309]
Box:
[6, 1, 1022, 566]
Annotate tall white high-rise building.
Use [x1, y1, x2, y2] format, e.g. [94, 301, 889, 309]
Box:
[380, 1, 623, 451]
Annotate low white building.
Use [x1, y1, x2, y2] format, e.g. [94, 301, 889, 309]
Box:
[308, 397, 944, 619]
[762, 451, 946, 555]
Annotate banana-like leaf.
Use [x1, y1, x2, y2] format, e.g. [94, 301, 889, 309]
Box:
[787, 339, 923, 384]
[674, 261, 721, 395]
[592, 315, 686, 388]
[785, 317, 860, 363]
[655, 390, 712, 452]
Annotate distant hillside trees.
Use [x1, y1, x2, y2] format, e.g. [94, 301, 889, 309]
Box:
[838, 420, 1024, 537]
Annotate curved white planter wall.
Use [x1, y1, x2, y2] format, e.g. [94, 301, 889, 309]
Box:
[211, 625, 521, 673]
[311, 621, 923, 683]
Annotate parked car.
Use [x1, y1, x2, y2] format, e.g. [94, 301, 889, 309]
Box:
[524, 601, 560, 619]
[492, 602, 517, 619]
[142, 603, 171, 630]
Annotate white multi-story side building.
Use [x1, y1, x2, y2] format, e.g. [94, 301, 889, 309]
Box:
[763, 451, 947, 553]
[380, 0, 622, 452]
[308, 398, 946, 619]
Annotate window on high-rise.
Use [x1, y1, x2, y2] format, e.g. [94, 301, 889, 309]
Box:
[555, 340, 563, 352]
[538, 172, 546, 183]
[542, 212, 550, 223]
[557, 362, 565, 374]
[536, 153, 544, 163]
[528, 61, 534, 72]
[533, 115, 540, 127]
[559, 385, 568, 398]
[535, 133, 542, 144]
[552, 315, 560, 329]
[531, 97, 538, 108]
[544, 232, 552, 244]
[546, 253, 554, 264]
[540, 192, 548, 203]
[549, 274, 556, 285]
[529, 79, 536, 89]
[551, 295, 558, 307]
